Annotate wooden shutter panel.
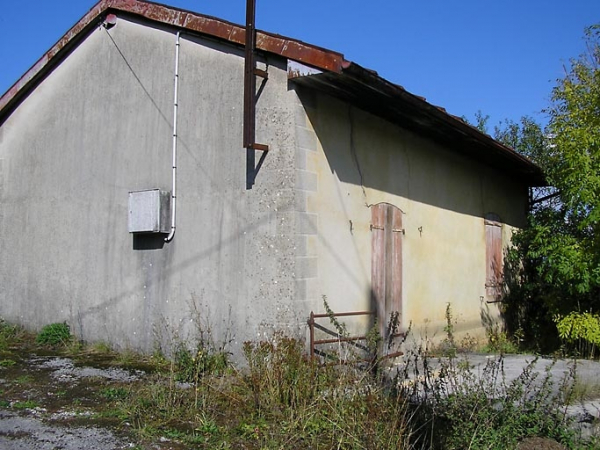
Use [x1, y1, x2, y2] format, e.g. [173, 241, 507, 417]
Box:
[485, 214, 503, 299]
[371, 203, 403, 340]
[371, 204, 388, 333]
[390, 207, 402, 315]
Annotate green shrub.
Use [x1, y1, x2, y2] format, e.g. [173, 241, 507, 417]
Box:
[555, 311, 600, 358]
[36, 322, 71, 346]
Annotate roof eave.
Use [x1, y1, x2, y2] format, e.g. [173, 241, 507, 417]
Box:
[290, 61, 546, 186]
[0, 0, 344, 122]
[0, 2, 110, 118]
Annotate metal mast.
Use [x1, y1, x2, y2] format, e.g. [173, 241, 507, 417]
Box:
[244, 0, 268, 189]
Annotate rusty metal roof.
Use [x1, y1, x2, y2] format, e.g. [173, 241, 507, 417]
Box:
[0, 0, 545, 185]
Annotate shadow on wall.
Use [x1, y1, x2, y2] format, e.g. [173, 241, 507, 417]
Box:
[297, 88, 528, 228]
[133, 234, 166, 250]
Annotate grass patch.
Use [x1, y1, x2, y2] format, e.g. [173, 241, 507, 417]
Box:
[12, 400, 39, 409]
[111, 336, 589, 450]
[0, 319, 26, 352]
[14, 375, 34, 385]
[93, 407, 130, 421]
[110, 333, 413, 449]
[99, 387, 129, 401]
[90, 341, 113, 354]
[36, 322, 71, 346]
[0, 314, 596, 449]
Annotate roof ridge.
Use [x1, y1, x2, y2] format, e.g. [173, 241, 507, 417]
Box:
[0, 0, 344, 115]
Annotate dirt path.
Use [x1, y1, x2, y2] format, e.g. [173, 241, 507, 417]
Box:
[0, 348, 184, 449]
[0, 409, 130, 449]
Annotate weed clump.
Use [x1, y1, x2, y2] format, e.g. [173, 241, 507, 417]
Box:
[400, 348, 583, 450]
[36, 322, 71, 346]
[173, 343, 229, 383]
[0, 319, 24, 351]
[117, 331, 412, 449]
[237, 332, 411, 448]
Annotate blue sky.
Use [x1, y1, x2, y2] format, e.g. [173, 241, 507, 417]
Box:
[1, 1, 598, 130]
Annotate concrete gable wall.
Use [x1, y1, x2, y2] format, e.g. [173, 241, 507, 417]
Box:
[0, 16, 304, 356]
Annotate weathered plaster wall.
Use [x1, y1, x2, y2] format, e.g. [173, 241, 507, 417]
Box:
[0, 17, 303, 356]
[0, 13, 531, 356]
[296, 88, 528, 340]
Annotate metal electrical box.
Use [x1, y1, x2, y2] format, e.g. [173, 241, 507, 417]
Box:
[128, 189, 171, 234]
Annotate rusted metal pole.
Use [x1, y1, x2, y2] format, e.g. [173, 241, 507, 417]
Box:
[309, 312, 316, 359]
[243, 0, 268, 189]
[313, 335, 372, 345]
[310, 311, 375, 319]
[243, 0, 256, 151]
[244, 0, 257, 188]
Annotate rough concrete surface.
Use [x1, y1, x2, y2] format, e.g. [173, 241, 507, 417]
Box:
[0, 355, 142, 449]
[0, 410, 130, 450]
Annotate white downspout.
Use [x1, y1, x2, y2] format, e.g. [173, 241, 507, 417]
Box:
[165, 31, 181, 242]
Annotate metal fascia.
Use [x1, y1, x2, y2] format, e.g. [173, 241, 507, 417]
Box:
[0, 0, 112, 115]
[0, 0, 345, 120]
[338, 62, 545, 184]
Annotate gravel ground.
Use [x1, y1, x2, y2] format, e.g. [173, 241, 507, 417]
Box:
[0, 410, 132, 450]
[0, 354, 168, 449]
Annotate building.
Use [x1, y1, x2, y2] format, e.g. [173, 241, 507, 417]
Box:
[0, 0, 543, 357]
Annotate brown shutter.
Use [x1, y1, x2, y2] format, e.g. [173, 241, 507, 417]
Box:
[371, 203, 388, 334]
[371, 203, 403, 340]
[485, 214, 503, 299]
[390, 206, 403, 315]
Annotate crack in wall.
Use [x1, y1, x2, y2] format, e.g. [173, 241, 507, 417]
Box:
[348, 106, 371, 207]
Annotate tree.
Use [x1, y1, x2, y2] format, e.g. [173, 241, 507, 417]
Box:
[547, 25, 600, 220]
[494, 116, 547, 167]
[500, 25, 600, 352]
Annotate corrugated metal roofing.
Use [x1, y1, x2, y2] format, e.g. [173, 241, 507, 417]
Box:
[0, 0, 545, 185]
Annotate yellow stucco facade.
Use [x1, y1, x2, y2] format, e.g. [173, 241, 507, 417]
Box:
[298, 90, 527, 343]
